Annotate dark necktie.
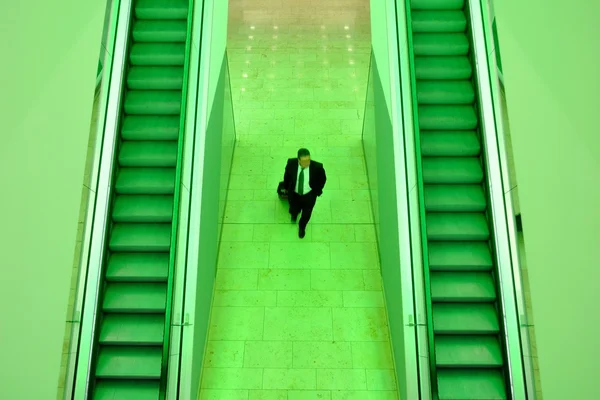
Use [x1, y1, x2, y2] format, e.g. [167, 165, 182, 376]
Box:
[298, 168, 305, 195]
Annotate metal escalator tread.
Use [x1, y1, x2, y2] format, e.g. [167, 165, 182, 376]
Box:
[119, 141, 178, 167]
[106, 253, 170, 282]
[96, 346, 162, 378]
[124, 90, 182, 115]
[112, 195, 174, 222]
[433, 303, 499, 334]
[413, 33, 469, 56]
[103, 282, 167, 313]
[417, 80, 474, 104]
[91, 2, 190, 396]
[426, 213, 489, 241]
[412, 0, 464, 10]
[135, 0, 189, 19]
[121, 116, 180, 140]
[133, 20, 187, 42]
[415, 57, 472, 80]
[409, 0, 508, 398]
[428, 242, 493, 271]
[438, 369, 507, 400]
[127, 66, 184, 90]
[94, 381, 161, 400]
[424, 184, 486, 212]
[423, 157, 483, 184]
[130, 43, 186, 66]
[115, 167, 176, 194]
[431, 271, 496, 301]
[420, 131, 480, 157]
[418, 105, 477, 130]
[411, 11, 466, 33]
[99, 314, 165, 345]
[436, 336, 503, 367]
[109, 223, 171, 252]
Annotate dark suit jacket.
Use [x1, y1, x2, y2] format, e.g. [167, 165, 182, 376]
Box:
[283, 158, 327, 196]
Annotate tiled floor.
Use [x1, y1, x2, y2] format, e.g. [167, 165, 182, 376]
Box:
[198, 0, 400, 399]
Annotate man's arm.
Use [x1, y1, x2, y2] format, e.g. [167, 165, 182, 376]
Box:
[317, 164, 326, 196]
[282, 160, 292, 191]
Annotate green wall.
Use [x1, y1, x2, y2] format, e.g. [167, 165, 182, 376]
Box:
[0, 1, 106, 397]
[365, 1, 412, 398]
[184, 0, 235, 396]
[493, 0, 599, 398]
[363, 52, 410, 400]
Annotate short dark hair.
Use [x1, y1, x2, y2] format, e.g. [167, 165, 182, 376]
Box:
[297, 148, 310, 158]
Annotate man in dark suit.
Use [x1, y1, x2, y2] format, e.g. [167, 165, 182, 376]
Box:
[282, 148, 327, 239]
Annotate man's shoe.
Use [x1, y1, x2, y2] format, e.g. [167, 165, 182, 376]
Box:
[299, 227, 305, 239]
[291, 214, 298, 223]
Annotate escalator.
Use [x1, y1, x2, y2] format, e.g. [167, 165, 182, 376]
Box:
[90, 0, 191, 398]
[406, 0, 511, 398]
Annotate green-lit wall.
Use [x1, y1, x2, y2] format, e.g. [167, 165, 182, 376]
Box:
[365, 1, 411, 399]
[0, 1, 106, 398]
[184, 0, 235, 397]
[493, 0, 599, 398]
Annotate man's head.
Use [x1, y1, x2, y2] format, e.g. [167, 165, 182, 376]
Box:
[297, 148, 311, 168]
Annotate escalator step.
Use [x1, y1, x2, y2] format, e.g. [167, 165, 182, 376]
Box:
[433, 303, 499, 334]
[423, 157, 483, 184]
[413, 33, 469, 56]
[415, 56, 472, 80]
[95, 346, 162, 379]
[103, 282, 167, 312]
[411, 11, 467, 33]
[418, 105, 477, 130]
[109, 223, 171, 252]
[124, 90, 182, 115]
[132, 20, 187, 43]
[112, 195, 173, 223]
[127, 66, 184, 90]
[115, 168, 176, 195]
[417, 80, 474, 105]
[135, 0, 189, 20]
[99, 314, 165, 345]
[424, 184, 486, 212]
[421, 131, 480, 157]
[121, 116, 180, 141]
[94, 380, 160, 400]
[130, 43, 185, 66]
[437, 369, 506, 400]
[429, 242, 493, 271]
[431, 271, 496, 302]
[119, 141, 178, 167]
[411, 0, 464, 11]
[436, 336, 503, 367]
[106, 253, 170, 282]
[427, 213, 490, 241]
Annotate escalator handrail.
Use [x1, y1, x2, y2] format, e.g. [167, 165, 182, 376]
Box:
[467, 0, 533, 397]
[159, 0, 197, 396]
[399, 0, 439, 394]
[71, 0, 133, 397]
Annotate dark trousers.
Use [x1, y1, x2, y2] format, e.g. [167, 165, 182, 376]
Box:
[288, 191, 317, 230]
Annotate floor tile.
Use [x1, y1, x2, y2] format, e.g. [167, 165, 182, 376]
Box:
[199, 0, 399, 398]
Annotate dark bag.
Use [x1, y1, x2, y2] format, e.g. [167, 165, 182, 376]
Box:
[277, 181, 287, 199]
